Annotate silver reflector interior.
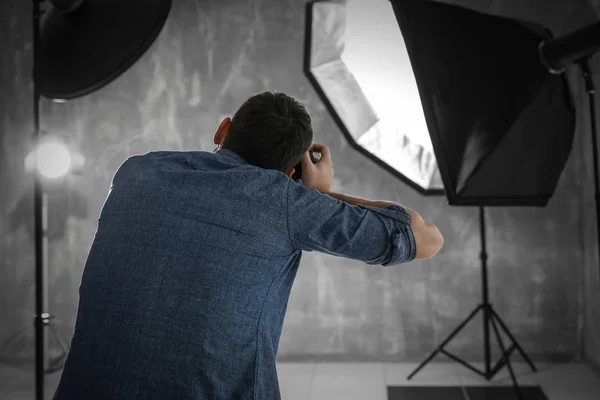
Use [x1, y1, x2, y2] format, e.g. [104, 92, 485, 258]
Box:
[305, 0, 444, 194]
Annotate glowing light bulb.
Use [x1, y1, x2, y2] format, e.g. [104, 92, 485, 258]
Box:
[36, 141, 72, 178]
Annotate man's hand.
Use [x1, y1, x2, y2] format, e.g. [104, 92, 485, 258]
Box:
[300, 144, 334, 194]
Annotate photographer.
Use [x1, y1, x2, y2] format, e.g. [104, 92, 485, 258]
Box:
[53, 91, 443, 400]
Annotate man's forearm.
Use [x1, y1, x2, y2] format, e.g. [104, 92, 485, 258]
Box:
[325, 191, 398, 209]
[325, 191, 444, 260]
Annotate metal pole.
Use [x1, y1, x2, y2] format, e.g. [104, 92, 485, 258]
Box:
[43, 191, 49, 371]
[479, 206, 491, 378]
[33, 1, 45, 399]
[580, 59, 600, 299]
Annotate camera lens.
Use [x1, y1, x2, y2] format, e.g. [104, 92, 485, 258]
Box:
[292, 151, 318, 180]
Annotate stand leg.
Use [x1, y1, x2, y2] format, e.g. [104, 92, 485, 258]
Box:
[490, 314, 523, 400]
[48, 324, 69, 355]
[407, 305, 482, 380]
[0, 320, 69, 374]
[45, 323, 68, 373]
[491, 308, 537, 373]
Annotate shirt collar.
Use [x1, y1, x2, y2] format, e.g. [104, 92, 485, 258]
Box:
[215, 148, 248, 165]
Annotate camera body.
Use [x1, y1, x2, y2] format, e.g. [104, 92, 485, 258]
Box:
[292, 151, 319, 180]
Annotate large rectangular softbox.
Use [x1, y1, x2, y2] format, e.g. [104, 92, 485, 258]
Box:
[390, 0, 576, 206]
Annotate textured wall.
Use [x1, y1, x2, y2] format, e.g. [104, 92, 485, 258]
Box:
[1, 0, 599, 365]
[1, 0, 36, 364]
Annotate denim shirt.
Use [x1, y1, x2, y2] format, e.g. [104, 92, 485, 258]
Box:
[53, 149, 416, 400]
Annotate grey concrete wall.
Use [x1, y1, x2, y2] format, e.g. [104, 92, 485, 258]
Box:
[1, 0, 599, 364]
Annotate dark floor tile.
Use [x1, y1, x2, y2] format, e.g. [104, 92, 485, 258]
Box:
[465, 386, 548, 400]
[387, 386, 466, 400]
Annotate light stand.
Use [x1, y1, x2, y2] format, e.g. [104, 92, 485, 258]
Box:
[407, 20, 600, 399]
[580, 58, 600, 281]
[539, 21, 600, 280]
[407, 206, 536, 400]
[33, 2, 45, 398]
[32, 0, 71, 395]
[26, 0, 172, 398]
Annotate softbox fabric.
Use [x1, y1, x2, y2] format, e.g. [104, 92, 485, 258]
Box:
[391, 0, 576, 206]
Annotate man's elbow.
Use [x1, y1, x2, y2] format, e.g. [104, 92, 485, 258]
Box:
[428, 224, 444, 257]
[414, 223, 444, 261]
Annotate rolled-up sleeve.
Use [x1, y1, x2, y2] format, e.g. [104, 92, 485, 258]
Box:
[286, 179, 416, 266]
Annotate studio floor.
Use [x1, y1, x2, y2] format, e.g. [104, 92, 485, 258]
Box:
[0, 361, 599, 399]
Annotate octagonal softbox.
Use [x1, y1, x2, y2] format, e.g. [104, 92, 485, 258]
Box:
[304, 0, 576, 206]
[304, 0, 444, 195]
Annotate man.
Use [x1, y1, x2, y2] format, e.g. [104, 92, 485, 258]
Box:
[53, 91, 443, 399]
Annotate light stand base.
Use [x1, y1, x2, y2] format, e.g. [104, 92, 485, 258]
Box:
[407, 304, 536, 400]
[406, 303, 537, 390]
[0, 314, 69, 373]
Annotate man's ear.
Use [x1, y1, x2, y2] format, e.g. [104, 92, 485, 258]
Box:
[214, 117, 231, 145]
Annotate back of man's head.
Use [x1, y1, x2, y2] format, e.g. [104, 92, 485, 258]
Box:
[222, 91, 313, 173]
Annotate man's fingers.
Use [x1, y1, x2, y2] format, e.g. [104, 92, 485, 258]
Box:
[309, 144, 326, 153]
[309, 144, 331, 164]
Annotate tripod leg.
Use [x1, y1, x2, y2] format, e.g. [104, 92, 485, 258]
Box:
[490, 315, 523, 400]
[48, 324, 69, 354]
[491, 308, 537, 373]
[44, 324, 68, 374]
[407, 305, 482, 380]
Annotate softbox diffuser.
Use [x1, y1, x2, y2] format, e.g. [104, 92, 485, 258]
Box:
[390, 0, 576, 206]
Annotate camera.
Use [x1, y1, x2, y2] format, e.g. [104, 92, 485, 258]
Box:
[292, 151, 319, 180]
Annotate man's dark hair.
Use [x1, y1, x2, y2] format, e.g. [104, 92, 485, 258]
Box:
[221, 91, 313, 173]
